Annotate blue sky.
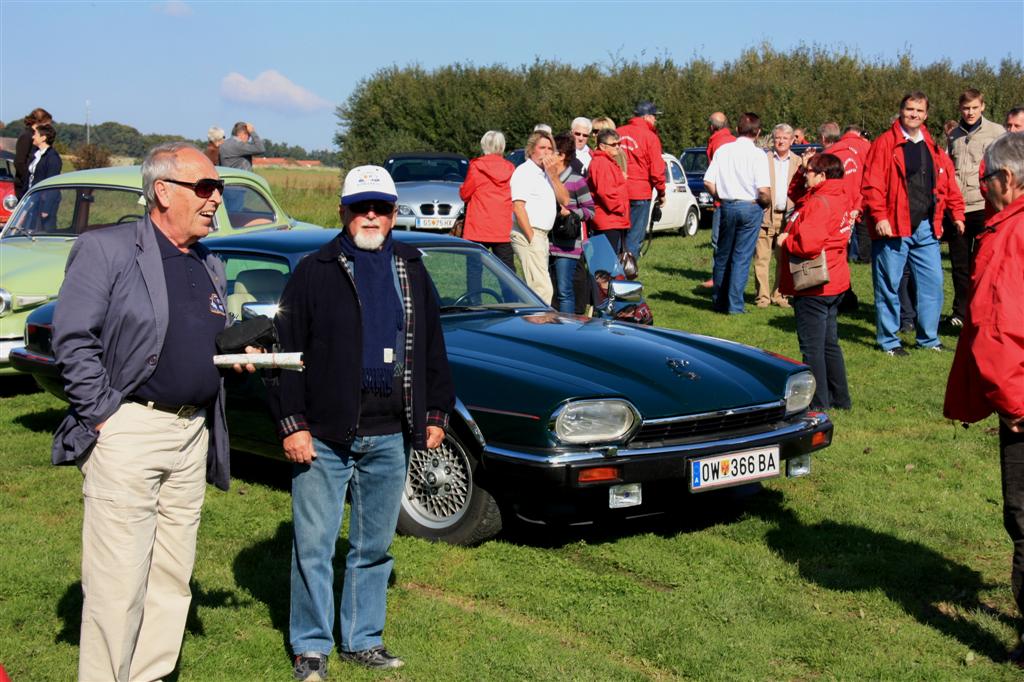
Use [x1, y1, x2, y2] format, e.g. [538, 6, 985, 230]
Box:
[2, 1, 1022, 152]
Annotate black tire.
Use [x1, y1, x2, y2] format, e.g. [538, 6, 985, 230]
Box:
[397, 429, 502, 545]
[680, 207, 700, 237]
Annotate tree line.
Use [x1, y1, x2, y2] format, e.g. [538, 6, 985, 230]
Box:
[0, 119, 342, 166]
[334, 44, 1024, 168]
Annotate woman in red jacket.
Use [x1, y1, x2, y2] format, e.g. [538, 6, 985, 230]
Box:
[586, 129, 630, 254]
[778, 153, 853, 410]
[459, 130, 516, 271]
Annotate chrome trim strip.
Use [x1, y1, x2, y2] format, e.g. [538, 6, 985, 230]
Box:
[453, 397, 486, 448]
[640, 400, 785, 426]
[466, 405, 541, 421]
[483, 413, 830, 465]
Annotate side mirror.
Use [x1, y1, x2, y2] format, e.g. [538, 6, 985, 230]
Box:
[608, 280, 643, 302]
[240, 302, 279, 321]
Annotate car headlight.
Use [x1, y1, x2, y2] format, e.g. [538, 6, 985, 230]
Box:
[398, 204, 413, 216]
[551, 399, 639, 444]
[699, 191, 713, 205]
[784, 371, 816, 414]
[0, 289, 11, 317]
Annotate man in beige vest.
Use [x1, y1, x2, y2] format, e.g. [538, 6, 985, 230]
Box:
[755, 123, 802, 307]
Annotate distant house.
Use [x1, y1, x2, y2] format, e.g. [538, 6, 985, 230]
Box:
[253, 157, 323, 168]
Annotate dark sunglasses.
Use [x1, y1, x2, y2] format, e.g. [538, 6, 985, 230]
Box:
[162, 177, 225, 199]
[980, 168, 1004, 183]
[601, 141, 621, 148]
[349, 200, 396, 215]
[572, 131, 589, 138]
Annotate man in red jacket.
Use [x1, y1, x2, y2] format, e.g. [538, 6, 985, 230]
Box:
[861, 91, 965, 356]
[617, 101, 666, 259]
[944, 132, 1024, 664]
[819, 122, 871, 262]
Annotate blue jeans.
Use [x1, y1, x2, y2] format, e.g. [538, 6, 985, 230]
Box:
[712, 200, 763, 313]
[871, 220, 943, 350]
[626, 199, 651, 257]
[552, 256, 578, 313]
[792, 294, 851, 410]
[710, 205, 722, 252]
[290, 433, 407, 655]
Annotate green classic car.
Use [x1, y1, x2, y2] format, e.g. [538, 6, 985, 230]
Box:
[0, 165, 322, 373]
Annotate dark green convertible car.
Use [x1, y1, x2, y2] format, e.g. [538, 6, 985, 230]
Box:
[12, 229, 832, 545]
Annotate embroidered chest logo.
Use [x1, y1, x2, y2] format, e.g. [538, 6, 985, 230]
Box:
[209, 293, 226, 317]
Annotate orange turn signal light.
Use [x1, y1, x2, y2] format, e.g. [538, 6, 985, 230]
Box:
[578, 466, 622, 483]
[811, 431, 829, 448]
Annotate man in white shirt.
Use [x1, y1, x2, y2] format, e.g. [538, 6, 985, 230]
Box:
[703, 113, 771, 314]
[510, 131, 569, 304]
[755, 123, 802, 307]
[571, 117, 593, 174]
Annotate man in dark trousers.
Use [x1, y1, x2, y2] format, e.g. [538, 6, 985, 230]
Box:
[271, 165, 454, 681]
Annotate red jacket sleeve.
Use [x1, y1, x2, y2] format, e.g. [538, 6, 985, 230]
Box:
[860, 138, 890, 225]
[649, 135, 666, 194]
[938, 150, 966, 221]
[785, 196, 831, 258]
[459, 161, 481, 202]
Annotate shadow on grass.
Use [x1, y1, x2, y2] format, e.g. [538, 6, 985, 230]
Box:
[0, 374, 42, 397]
[649, 264, 714, 283]
[13, 407, 65, 433]
[233, 521, 354, 660]
[750, 489, 1012, 663]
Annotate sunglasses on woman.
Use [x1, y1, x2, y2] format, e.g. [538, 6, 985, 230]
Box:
[162, 178, 225, 199]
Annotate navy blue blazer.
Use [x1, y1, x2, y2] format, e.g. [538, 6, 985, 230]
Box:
[51, 217, 233, 490]
[29, 147, 62, 188]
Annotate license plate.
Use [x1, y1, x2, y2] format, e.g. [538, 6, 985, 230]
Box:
[415, 217, 456, 229]
[690, 445, 780, 491]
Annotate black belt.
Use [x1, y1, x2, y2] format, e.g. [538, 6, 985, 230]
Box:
[126, 396, 205, 419]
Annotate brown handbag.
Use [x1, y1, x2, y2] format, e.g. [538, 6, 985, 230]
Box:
[787, 194, 834, 291]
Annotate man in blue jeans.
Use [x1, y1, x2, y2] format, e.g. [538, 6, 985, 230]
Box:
[270, 165, 454, 680]
[703, 112, 771, 313]
[861, 92, 965, 356]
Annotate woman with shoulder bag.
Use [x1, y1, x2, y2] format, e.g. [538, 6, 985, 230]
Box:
[777, 152, 853, 410]
[549, 133, 595, 313]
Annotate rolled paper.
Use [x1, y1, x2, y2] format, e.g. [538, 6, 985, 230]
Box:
[213, 352, 303, 371]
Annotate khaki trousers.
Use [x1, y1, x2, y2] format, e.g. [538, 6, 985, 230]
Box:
[511, 228, 553, 305]
[78, 401, 208, 682]
[754, 212, 786, 305]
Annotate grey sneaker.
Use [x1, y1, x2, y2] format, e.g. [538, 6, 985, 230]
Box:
[341, 645, 405, 669]
[884, 347, 910, 357]
[924, 343, 950, 353]
[293, 652, 328, 681]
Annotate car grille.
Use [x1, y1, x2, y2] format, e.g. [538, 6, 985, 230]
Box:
[630, 402, 787, 445]
[25, 323, 53, 356]
[419, 203, 453, 216]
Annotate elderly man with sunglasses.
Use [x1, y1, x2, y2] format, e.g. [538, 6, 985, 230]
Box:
[51, 142, 256, 681]
[269, 165, 454, 680]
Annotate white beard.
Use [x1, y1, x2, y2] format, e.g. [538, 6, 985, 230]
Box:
[353, 229, 386, 251]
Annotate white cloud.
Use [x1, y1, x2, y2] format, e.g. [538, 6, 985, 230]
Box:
[153, 1, 192, 16]
[219, 70, 331, 113]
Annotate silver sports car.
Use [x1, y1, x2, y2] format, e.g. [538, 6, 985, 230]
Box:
[384, 152, 469, 231]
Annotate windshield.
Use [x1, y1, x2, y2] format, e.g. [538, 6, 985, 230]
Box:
[384, 157, 468, 183]
[1, 186, 145, 238]
[681, 152, 708, 176]
[419, 245, 546, 310]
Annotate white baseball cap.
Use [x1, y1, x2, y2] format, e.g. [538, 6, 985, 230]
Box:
[340, 165, 398, 205]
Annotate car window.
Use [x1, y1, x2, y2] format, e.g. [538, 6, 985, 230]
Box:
[384, 158, 468, 183]
[217, 253, 291, 320]
[419, 246, 543, 308]
[668, 159, 686, 184]
[1, 186, 145, 238]
[681, 153, 708, 175]
[222, 184, 278, 230]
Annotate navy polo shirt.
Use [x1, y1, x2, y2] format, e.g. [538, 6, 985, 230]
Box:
[133, 226, 225, 407]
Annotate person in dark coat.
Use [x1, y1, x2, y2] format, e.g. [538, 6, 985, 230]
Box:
[14, 107, 51, 199]
[27, 123, 63, 228]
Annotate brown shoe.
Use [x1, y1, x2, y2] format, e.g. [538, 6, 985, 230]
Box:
[755, 300, 770, 308]
[774, 298, 791, 308]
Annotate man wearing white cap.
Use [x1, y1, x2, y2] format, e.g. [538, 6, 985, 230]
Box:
[269, 165, 454, 680]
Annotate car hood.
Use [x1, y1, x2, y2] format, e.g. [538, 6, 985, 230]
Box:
[0, 237, 73, 295]
[395, 181, 464, 202]
[444, 311, 795, 428]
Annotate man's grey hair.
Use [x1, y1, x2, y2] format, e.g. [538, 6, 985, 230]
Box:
[533, 123, 552, 134]
[709, 112, 728, 130]
[480, 130, 506, 155]
[231, 121, 248, 137]
[142, 142, 198, 208]
[207, 126, 225, 143]
[570, 117, 592, 133]
[819, 121, 842, 144]
[772, 123, 794, 137]
[984, 132, 1024, 189]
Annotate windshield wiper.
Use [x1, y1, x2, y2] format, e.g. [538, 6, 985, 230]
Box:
[2, 224, 35, 241]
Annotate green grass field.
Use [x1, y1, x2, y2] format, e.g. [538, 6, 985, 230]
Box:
[1, 175, 1020, 680]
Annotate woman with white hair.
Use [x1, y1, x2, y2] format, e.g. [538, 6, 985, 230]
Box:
[205, 126, 225, 166]
[459, 130, 516, 271]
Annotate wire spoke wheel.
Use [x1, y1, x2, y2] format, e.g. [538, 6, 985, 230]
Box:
[404, 435, 473, 528]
